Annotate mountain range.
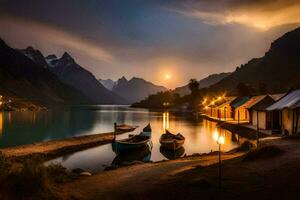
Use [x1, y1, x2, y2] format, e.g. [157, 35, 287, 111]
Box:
[20, 46, 126, 105]
[208, 27, 300, 95]
[100, 77, 168, 103]
[173, 72, 231, 96]
[0, 39, 91, 106]
[98, 78, 116, 91]
[1, 26, 300, 108]
[0, 38, 169, 106]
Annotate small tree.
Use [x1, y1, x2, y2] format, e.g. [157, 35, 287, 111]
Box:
[188, 79, 199, 95]
[188, 79, 200, 110]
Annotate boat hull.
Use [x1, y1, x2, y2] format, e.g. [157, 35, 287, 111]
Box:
[112, 141, 149, 153]
[112, 124, 152, 154]
[159, 131, 185, 151]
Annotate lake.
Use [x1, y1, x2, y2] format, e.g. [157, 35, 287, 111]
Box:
[0, 106, 242, 172]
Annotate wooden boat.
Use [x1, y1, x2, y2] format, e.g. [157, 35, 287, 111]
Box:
[159, 130, 185, 151]
[112, 124, 152, 153]
[115, 123, 138, 132]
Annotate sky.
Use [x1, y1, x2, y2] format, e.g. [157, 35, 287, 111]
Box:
[0, 0, 300, 89]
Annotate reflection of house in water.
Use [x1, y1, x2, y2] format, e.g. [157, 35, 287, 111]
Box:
[163, 112, 169, 132]
[0, 112, 2, 135]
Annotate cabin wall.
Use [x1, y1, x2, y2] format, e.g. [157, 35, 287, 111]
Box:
[210, 108, 218, 118]
[234, 107, 250, 121]
[216, 105, 233, 119]
[282, 109, 293, 135]
[252, 111, 267, 130]
[223, 105, 232, 119]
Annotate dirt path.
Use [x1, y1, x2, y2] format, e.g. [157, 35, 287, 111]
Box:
[56, 137, 300, 200]
[57, 152, 244, 200]
[0, 132, 115, 158]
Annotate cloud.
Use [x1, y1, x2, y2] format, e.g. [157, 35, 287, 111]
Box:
[172, 0, 300, 30]
[0, 15, 114, 63]
[0, 1, 299, 89]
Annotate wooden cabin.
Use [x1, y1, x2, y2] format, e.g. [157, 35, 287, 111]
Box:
[231, 97, 251, 121]
[235, 95, 274, 122]
[267, 90, 300, 135]
[251, 94, 285, 131]
[215, 97, 237, 120]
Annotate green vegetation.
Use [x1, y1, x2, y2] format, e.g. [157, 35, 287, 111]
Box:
[132, 79, 210, 111]
[131, 91, 183, 109]
[0, 153, 69, 200]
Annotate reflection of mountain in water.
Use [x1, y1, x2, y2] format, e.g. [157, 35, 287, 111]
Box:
[160, 147, 185, 160]
[112, 146, 151, 166]
[0, 109, 98, 148]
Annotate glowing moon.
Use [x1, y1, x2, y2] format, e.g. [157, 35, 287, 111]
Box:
[165, 74, 171, 80]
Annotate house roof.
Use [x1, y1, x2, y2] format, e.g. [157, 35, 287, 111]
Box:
[216, 97, 237, 108]
[269, 93, 286, 101]
[231, 96, 251, 109]
[251, 96, 276, 111]
[242, 95, 269, 109]
[267, 89, 300, 111]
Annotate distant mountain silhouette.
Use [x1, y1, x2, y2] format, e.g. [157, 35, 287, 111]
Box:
[112, 77, 167, 103]
[209, 27, 300, 95]
[98, 78, 116, 90]
[0, 38, 91, 106]
[173, 72, 231, 96]
[44, 52, 126, 104]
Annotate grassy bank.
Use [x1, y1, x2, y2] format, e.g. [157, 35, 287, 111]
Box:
[0, 153, 71, 200]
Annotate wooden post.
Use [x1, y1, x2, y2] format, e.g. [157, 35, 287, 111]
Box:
[256, 111, 259, 145]
[238, 110, 240, 130]
[271, 111, 273, 131]
[280, 110, 283, 134]
[295, 110, 299, 135]
[292, 110, 295, 135]
[113, 122, 117, 141]
[218, 143, 221, 191]
[224, 107, 226, 121]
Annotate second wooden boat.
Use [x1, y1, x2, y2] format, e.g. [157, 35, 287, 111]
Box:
[159, 130, 185, 151]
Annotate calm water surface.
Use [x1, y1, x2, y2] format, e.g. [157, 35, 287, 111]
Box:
[0, 106, 243, 172]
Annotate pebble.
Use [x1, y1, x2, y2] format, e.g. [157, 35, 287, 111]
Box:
[80, 171, 92, 176]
